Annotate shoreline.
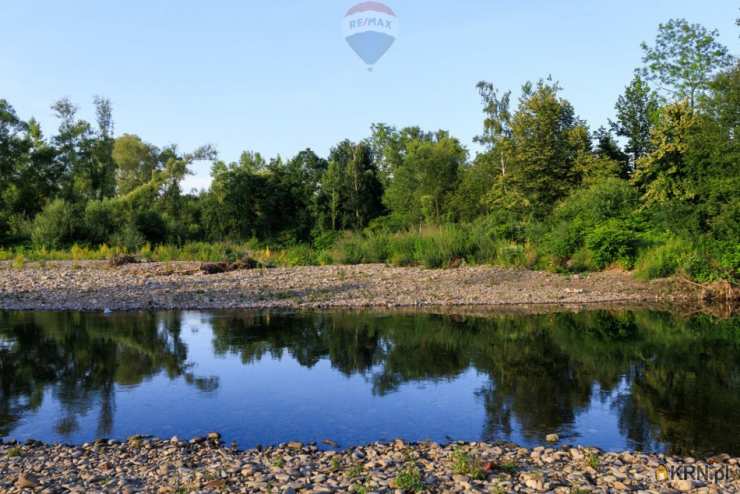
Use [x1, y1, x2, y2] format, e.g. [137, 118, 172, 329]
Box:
[0, 261, 697, 313]
[1, 437, 737, 493]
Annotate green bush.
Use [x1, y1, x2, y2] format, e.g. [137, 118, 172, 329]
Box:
[568, 246, 596, 272]
[135, 210, 167, 245]
[31, 199, 80, 249]
[110, 222, 146, 252]
[553, 178, 638, 225]
[387, 234, 417, 266]
[543, 220, 584, 261]
[584, 220, 639, 269]
[84, 200, 119, 245]
[682, 239, 740, 283]
[634, 237, 692, 280]
[280, 245, 320, 266]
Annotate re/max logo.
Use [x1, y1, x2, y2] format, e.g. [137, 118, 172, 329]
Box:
[348, 17, 393, 30]
[668, 465, 738, 483]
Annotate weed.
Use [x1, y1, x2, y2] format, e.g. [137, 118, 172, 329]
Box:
[498, 461, 517, 474]
[351, 484, 368, 494]
[394, 463, 424, 492]
[11, 254, 25, 269]
[452, 447, 485, 479]
[6, 447, 22, 458]
[347, 463, 364, 479]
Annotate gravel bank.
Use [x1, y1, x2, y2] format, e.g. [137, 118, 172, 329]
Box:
[1, 437, 737, 493]
[0, 262, 683, 312]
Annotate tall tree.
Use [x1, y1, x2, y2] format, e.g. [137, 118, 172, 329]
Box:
[632, 100, 700, 206]
[640, 18, 735, 108]
[610, 74, 659, 167]
[491, 79, 588, 217]
[383, 130, 466, 226]
[112, 134, 158, 195]
[317, 140, 384, 232]
[474, 82, 512, 177]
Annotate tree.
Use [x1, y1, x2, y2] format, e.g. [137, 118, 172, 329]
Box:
[474, 82, 512, 177]
[317, 140, 384, 232]
[381, 130, 466, 226]
[113, 134, 158, 195]
[593, 127, 630, 179]
[684, 63, 740, 240]
[632, 100, 700, 206]
[610, 74, 660, 167]
[640, 19, 735, 108]
[492, 79, 588, 217]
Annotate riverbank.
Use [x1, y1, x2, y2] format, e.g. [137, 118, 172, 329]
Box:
[0, 261, 693, 312]
[2, 437, 737, 493]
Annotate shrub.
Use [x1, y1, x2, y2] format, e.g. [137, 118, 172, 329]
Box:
[543, 220, 584, 261]
[332, 232, 367, 264]
[585, 220, 639, 269]
[135, 210, 167, 245]
[387, 233, 417, 266]
[553, 178, 638, 225]
[635, 237, 692, 280]
[682, 239, 740, 284]
[84, 200, 119, 245]
[31, 199, 80, 249]
[496, 241, 527, 267]
[110, 222, 146, 252]
[279, 245, 320, 266]
[568, 247, 596, 272]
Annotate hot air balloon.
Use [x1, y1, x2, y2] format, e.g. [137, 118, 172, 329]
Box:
[342, 2, 399, 70]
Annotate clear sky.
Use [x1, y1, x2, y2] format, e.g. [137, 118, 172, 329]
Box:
[2, 1, 737, 191]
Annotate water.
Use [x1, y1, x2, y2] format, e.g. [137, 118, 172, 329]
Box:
[1, 309, 738, 455]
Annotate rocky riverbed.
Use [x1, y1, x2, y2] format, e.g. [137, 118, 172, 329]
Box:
[1, 437, 737, 493]
[0, 261, 685, 311]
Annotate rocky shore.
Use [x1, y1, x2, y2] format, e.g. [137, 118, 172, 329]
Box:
[0, 261, 685, 312]
[1, 437, 737, 493]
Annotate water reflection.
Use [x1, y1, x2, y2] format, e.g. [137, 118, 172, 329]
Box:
[1, 310, 738, 455]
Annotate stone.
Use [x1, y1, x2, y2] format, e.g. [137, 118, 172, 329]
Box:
[546, 434, 560, 443]
[16, 472, 39, 489]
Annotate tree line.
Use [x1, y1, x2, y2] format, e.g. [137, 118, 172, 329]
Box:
[0, 19, 737, 281]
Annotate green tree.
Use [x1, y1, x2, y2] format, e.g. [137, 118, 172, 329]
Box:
[474, 82, 512, 177]
[317, 140, 384, 231]
[491, 79, 588, 217]
[112, 134, 158, 195]
[610, 74, 660, 167]
[640, 19, 735, 108]
[383, 130, 466, 226]
[632, 100, 700, 206]
[51, 97, 116, 201]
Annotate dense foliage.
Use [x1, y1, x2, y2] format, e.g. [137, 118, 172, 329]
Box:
[0, 20, 737, 282]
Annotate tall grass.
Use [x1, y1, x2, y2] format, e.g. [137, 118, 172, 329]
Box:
[1, 224, 734, 284]
[331, 224, 539, 269]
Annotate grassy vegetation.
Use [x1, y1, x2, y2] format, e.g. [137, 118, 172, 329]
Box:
[451, 447, 486, 480]
[6, 447, 23, 458]
[393, 463, 424, 492]
[1, 217, 736, 286]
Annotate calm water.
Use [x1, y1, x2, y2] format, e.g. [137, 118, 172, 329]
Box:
[1, 310, 739, 455]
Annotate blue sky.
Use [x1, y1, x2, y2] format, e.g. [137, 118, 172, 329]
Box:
[2, 1, 737, 191]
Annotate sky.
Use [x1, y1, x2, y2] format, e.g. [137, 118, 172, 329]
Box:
[2, 1, 737, 191]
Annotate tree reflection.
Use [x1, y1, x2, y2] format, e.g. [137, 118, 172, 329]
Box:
[0, 311, 217, 437]
[210, 309, 740, 455]
[1, 309, 738, 455]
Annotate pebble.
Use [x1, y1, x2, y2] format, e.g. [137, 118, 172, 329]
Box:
[1, 439, 737, 493]
[0, 262, 682, 311]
